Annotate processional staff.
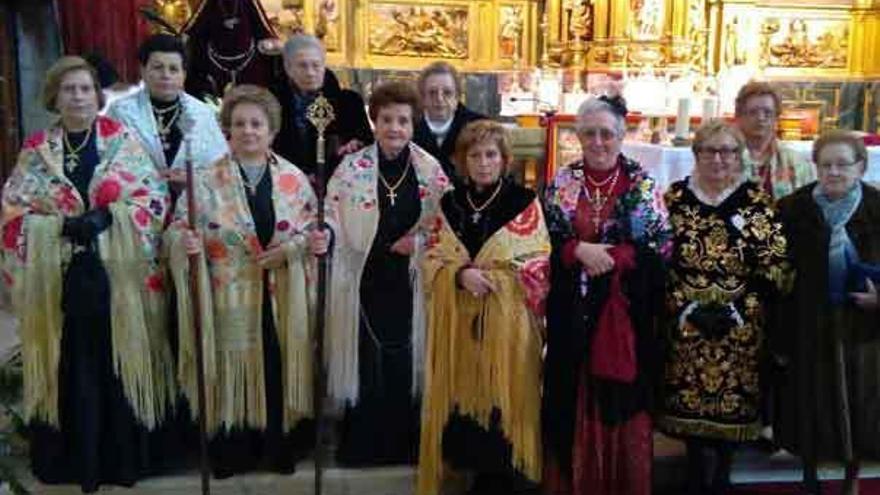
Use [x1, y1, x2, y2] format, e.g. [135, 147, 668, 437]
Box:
[181, 114, 212, 495]
[306, 94, 335, 495]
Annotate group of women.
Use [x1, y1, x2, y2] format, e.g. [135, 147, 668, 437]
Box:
[1, 33, 878, 495]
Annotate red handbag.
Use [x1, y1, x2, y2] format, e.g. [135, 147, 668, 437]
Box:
[589, 244, 637, 383]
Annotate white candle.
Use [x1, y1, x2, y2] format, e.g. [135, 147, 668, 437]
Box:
[675, 98, 691, 139]
[702, 97, 717, 123]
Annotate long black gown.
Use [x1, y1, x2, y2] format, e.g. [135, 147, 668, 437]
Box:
[207, 165, 314, 478]
[336, 146, 422, 466]
[437, 179, 540, 494]
[29, 126, 153, 493]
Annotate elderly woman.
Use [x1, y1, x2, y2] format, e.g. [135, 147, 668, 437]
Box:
[166, 85, 319, 477]
[417, 120, 550, 495]
[271, 34, 373, 179]
[734, 81, 814, 199]
[541, 96, 671, 495]
[412, 61, 486, 181]
[1, 56, 172, 492]
[321, 80, 450, 466]
[774, 130, 880, 495]
[659, 120, 793, 494]
[108, 34, 227, 188]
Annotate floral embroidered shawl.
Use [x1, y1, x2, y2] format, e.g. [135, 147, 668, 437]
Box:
[417, 198, 551, 495]
[1, 116, 172, 428]
[165, 153, 316, 433]
[323, 142, 451, 406]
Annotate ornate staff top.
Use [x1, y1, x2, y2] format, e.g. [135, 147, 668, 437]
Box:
[306, 94, 336, 164]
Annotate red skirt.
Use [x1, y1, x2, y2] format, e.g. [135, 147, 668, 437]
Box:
[544, 375, 653, 495]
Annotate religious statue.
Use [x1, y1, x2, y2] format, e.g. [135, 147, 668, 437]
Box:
[568, 0, 592, 42]
[500, 6, 524, 60]
[631, 0, 662, 40]
[370, 5, 467, 58]
[315, 0, 340, 50]
[183, 0, 282, 98]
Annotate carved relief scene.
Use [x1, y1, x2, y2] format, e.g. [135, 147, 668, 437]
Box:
[368, 4, 469, 58]
[760, 17, 849, 69]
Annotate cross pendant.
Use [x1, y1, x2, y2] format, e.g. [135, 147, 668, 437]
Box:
[65, 157, 79, 172]
[387, 190, 397, 206]
[471, 211, 481, 223]
[223, 17, 240, 29]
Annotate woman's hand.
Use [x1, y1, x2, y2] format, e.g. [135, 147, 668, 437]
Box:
[574, 242, 615, 276]
[160, 168, 187, 187]
[389, 234, 415, 256]
[256, 245, 287, 270]
[850, 278, 878, 311]
[459, 267, 496, 297]
[183, 229, 202, 255]
[337, 139, 365, 157]
[309, 228, 331, 256]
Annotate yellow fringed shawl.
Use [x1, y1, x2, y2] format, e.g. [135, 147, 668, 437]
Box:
[418, 198, 551, 495]
[167, 153, 315, 433]
[1, 117, 173, 429]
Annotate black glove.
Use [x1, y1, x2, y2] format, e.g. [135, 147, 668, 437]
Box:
[62, 208, 113, 245]
[686, 302, 738, 340]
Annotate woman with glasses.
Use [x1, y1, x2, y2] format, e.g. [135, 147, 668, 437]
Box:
[774, 130, 880, 495]
[658, 120, 793, 494]
[734, 81, 814, 199]
[542, 96, 671, 495]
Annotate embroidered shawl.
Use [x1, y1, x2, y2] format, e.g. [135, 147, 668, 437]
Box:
[417, 198, 551, 495]
[544, 156, 673, 257]
[107, 88, 228, 170]
[324, 142, 451, 406]
[165, 153, 316, 433]
[1, 116, 173, 428]
[741, 141, 815, 200]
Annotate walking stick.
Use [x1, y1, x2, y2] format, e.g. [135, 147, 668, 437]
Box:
[306, 95, 335, 495]
[182, 119, 211, 495]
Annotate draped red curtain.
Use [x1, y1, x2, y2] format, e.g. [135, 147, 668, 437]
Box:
[55, 0, 153, 82]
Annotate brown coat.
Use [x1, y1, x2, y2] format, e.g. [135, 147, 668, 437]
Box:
[774, 182, 880, 462]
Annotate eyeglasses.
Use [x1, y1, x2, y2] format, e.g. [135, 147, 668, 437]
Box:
[580, 127, 619, 141]
[696, 147, 739, 160]
[744, 108, 777, 119]
[817, 161, 861, 171]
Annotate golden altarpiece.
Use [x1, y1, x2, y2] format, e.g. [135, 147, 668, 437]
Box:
[154, 0, 879, 186]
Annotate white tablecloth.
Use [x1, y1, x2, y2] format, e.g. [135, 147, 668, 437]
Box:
[622, 141, 880, 190]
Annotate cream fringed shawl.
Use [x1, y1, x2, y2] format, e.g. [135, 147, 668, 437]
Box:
[166, 153, 316, 433]
[417, 198, 551, 495]
[1, 117, 174, 429]
[323, 142, 451, 406]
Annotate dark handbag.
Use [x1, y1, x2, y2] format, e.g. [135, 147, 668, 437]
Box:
[62, 249, 111, 318]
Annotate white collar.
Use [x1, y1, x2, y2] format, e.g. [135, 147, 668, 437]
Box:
[425, 116, 454, 136]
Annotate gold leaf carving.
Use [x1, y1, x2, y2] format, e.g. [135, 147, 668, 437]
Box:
[368, 4, 469, 59]
[761, 18, 848, 68]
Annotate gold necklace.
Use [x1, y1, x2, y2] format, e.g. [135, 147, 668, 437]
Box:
[466, 181, 503, 223]
[153, 102, 181, 150]
[62, 125, 93, 172]
[378, 156, 412, 207]
[237, 159, 268, 195]
[582, 166, 621, 229]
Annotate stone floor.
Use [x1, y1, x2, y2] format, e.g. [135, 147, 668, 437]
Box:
[1, 308, 878, 494]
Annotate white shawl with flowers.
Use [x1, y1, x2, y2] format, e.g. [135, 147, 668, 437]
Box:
[324, 142, 451, 406]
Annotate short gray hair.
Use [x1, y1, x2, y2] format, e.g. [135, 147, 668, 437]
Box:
[575, 97, 625, 137]
[282, 34, 325, 60]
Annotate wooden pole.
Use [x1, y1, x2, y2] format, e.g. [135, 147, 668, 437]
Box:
[307, 95, 335, 495]
[184, 131, 211, 495]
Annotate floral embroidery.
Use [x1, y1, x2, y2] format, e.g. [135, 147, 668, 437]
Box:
[507, 201, 541, 237]
[94, 179, 123, 208]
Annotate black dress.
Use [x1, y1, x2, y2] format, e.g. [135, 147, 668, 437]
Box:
[29, 127, 153, 493]
[336, 146, 421, 466]
[207, 164, 314, 478]
[438, 179, 539, 494]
